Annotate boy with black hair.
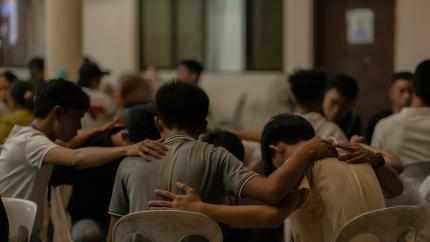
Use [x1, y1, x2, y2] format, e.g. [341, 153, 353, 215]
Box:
[372, 61, 430, 183]
[177, 59, 204, 85]
[289, 70, 348, 142]
[27, 57, 45, 85]
[0, 79, 164, 240]
[150, 113, 402, 242]
[366, 72, 414, 142]
[107, 81, 338, 242]
[322, 74, 361, 139]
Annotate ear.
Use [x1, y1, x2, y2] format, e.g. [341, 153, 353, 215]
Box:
[154, 116, 164, 132]
[52, 105, 63, 120]
[121, 130, 131, 144]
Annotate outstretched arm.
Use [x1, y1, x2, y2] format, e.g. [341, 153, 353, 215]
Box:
[241, 137, 337, 204]
[149, 182, 307, 229]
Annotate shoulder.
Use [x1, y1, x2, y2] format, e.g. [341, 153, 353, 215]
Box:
[374, 112, 403, 132]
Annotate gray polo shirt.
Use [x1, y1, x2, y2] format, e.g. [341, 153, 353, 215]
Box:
[109, 134, 259, 216]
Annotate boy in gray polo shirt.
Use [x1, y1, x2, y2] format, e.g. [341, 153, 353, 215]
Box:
[107, 81, 338, 241]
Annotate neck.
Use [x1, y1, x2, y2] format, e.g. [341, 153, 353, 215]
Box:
[32, 118, 57, 141]
[160, 128, 199, 140]
[392, 105, 402, 113]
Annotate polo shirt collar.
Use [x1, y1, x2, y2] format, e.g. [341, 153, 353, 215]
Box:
[164, 134, 195, 144]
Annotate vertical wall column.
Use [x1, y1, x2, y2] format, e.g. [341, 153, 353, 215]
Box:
[45, 0, 83, 81]
[283, 0, 314, 73]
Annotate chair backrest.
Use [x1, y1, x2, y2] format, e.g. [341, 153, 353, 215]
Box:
[113, 210, 223, 242]
[334, 206, 423, 242]
[1, 197, 37, 242]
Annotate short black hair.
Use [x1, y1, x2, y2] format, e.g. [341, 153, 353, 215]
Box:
[178, 60, 204, 76]
[289, 69, 328, 105]
[393, 72, 414, 83]
[327, 74, 359, 100]
[156, 81, 209, 132]
[27, 57, 44, 71]
[261, 113, 315, 175]
[34, 79, 90, 118]
[201, 129, 245, 162]
[413, 60, 430, 105]
[127, 103, 160, 143]
[1, 70, 18, 83]
[9, 81, 34, 111]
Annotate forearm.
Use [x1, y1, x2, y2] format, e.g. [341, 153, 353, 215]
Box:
[246, 149, 310, 204]
[72, 146, 127, 169]
[56, 129, 99, 149]
[373, 164, 403, 198]
[107, 215, 120, 242]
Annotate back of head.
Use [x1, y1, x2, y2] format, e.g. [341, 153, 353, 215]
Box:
[127, 103, 160, 143]
[27, 57, 44, 71]
[120, 75, 153, 107]
[261, 113, 315, 175]
[201, 129, 245, 161]
[78, 59, 109, 88]
[393, 71, 414, 83]
[327, 74, 359, 100]
[9, 81, 34, 111]
[34, 79, 90, 119]
[413, 60, 430, 105]
[156, 81, 209, 133]
[1, 71, 18, 84]
[178, 60, 204, 77]
[289, 69, 328, 106]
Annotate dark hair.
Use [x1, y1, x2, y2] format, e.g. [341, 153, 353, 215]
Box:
[289, 69, 328, 105]
[393, 72, 414, 83]
[156, 81, 209, 132]
[27, 58, 44, 71]
[127, 103, 160, 143]
[9, 81, 34, 111]
[78, 58, 109, 88]
[201, 129, 245, 161]
[178, 60, 204, 77]
[34, 79, 90, 118]
[261, 113, 315, 175]
[0, 71, 18, 84]
[327, 74, 359, 100]
[413, 60, 430, 105]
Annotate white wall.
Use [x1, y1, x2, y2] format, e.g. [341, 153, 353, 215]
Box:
[83, 0, 139, 85]
[395, 0, 430, 71]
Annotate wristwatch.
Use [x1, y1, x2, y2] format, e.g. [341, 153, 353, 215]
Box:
[373, 153, 385, 168]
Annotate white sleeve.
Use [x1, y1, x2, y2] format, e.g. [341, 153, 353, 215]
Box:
[371, 121, 384, 148]
[25, 131, 59, 169]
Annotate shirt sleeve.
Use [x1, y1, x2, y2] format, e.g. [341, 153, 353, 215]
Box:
[214, 147, 259, 198]
[109, 164, 130, 217]
[371, 121, 384, 147]
[25, 130, 59, 169]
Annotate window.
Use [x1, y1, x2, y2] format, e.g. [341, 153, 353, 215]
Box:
[139, 0, 283, 71]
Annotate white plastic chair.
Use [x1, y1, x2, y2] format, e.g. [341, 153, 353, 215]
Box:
[334, 206, 423, 242]
[113, 210, 223, 242]
[2, 197, 37, 242]
[419, 176, 430, 200]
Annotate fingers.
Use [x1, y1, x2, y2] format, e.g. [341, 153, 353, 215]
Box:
[176, 181, 195, 194]
[140, 146, 162, 159]
[142, 140, 167, 156]
[347, 154, 366, 164]
[148, 200, 173, 208]
[338, 152, 362, 161]
[334, 143, 357, 152]
[154, 189, 177, 200]
[137, 150, 151, 161]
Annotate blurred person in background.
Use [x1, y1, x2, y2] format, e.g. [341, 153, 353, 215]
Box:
[177, 59, 204, 86]
[322, 74, 361, 140]
[0, 80, 34, 142]
[119, 75, 154, 117]
[0, 70, 17, 119]
[366, 72, 413, 143]
[27, 57, 45, 87]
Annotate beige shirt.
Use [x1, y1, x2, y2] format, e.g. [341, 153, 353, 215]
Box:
[372, 107, 430, 166]
[298, 112, 348, 143]
[290, 158, 386, 242]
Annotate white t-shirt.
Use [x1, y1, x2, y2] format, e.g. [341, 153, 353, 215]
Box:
[372, 107, 430, 166]
[0, 125, 58, 237]
[298, 112, 348, 143]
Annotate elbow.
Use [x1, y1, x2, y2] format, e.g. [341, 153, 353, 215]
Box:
[70, 150, 84, 169]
